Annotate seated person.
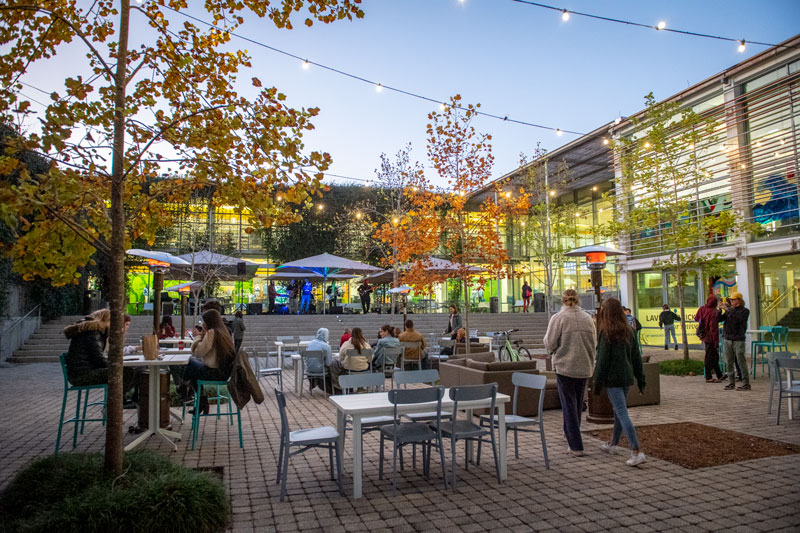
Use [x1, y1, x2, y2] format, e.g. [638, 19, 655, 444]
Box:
[340, 328, 351, 348]
[183, 309, 236, 414]
[398, 319, 428, 369]
[331, 327, 371, 390]
[304, 327, 333, 391]
[372, 324, 400, 371]
[440, 328, 478, 356]
[64, 309, 135, 393]
[157, 315, 176, 340]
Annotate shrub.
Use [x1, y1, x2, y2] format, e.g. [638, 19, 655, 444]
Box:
[0, 451, 229, 533]
[659, 359, 705, 376]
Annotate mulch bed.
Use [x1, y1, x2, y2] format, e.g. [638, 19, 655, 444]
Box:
[585, 422, 800, 469]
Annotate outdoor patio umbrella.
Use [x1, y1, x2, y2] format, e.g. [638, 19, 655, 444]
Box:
[275, 253, 382, 314]
[169, 250, 266, 282]
[127, 249, 191, 335]
[164, 281, 203, 337]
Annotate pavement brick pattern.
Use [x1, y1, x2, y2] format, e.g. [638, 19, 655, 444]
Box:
[1, 362, 799, 532]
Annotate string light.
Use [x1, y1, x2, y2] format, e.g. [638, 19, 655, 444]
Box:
[549, 190, 556, 197]
[592, 186, 598, 191]
[556, 129, 563, 136]
[302, 59, 310, 70]
[440, 103, 446, 111]
[317, 203, 324, 210]
[356, 212, 362, 219]
[509, 1, 786, 51]
[166, 7, 585, 136]
[602, 138, 609, 145]
[276, 195, 283, 201]
[738, 40, 746, 53]
[561, 9, 569, 21]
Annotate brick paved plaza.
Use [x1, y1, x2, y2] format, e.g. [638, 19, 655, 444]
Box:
[1, 361, 799, 532]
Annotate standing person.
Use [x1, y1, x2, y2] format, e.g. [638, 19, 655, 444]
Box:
[593, 298, 647, 467]
[267, 281, 277, 314]
[357, 279, 373, 314]
[287, 280, 298, 315]
[184, 309, 236, 413]
[658, 304, 681, 351]
[522, 281, 533, 313]
[623, 307, 642, 334]
[300, 278, 313, 314]
[718, 292, 750, 391]
[543, 289, 596, 456]
[232, 310, 246, 353]
[442, 304, 463, 337]
[305, 327, 333, 391]
[695, 296, 724, 383]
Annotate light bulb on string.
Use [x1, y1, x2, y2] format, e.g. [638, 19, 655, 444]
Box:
[738, 40, 746, 53]
[302, 60, 310, 70]
[376, 83, 383, 93]
[656, 21, 666, 30]
[602, 138, 609, 145]
[556, 129, 563, 136]
[561, 9, 570, 21]
[440, 103, 446, 111]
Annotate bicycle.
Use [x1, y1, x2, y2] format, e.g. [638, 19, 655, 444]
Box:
[498, 329, 531, 362]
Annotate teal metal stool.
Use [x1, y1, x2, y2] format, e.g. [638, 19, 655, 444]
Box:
[751, 326, 785, 379]
[718, 327, 727, 374]
[190, 379, 243, 450]
[55, 353, 107, 454]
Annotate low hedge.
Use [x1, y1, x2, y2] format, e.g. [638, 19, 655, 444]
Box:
[659, 359, 705, 376]
[0, 451, 229, 533]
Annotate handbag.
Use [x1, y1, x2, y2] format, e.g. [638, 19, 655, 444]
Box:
[695, 318, 706, 341]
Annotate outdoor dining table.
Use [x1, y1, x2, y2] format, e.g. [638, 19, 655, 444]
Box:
[159, 337, 193, 347]
[123, 352, 191, 451]
[329, 388, 510, 498]
[276, 340, 310, 392]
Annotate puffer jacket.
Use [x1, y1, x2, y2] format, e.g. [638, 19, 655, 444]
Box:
[63, 317, 108, 381]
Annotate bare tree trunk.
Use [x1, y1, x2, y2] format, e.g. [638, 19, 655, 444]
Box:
[105, 0, 131, 475]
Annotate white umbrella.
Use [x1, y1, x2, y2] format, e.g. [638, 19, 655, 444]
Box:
[127, 248, 190, 266]
[165, 281, 203, 292]
[388, 285, 412, 294]
[276, 253, 381, 314]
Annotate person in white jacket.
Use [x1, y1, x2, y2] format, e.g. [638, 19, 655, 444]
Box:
[543, 289, 597, 456]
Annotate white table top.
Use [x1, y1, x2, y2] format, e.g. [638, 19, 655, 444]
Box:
[440, 337, 493, 344]
[159, 337, 193, 345]
[161, 348, 193, 355]
[329, 388, 509, 416]
[746, 329, 767, 334]
[123, 353, 191, 367]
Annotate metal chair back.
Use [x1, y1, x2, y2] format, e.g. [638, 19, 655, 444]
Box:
[511, 372, 547, 418]
[449, 383, 497, 423]
[339, 372, 386, 394]
[394, 369, 439, 388]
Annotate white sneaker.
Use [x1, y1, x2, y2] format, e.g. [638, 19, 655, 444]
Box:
[600, 442, 621, 455]
[626, 452, 646, 466]
[566, 447, 585, 457]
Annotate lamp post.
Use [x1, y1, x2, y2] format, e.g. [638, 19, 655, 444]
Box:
[565, 245, 623, 424]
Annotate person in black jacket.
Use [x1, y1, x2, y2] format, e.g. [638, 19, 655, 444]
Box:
[658, 304, 681, 350]
[718, 292, 750, 391]
[64, 309, 135, 393]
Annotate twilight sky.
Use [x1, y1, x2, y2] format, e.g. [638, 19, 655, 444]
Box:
[12, 0, 800, 188]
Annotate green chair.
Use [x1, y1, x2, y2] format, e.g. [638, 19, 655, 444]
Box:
[751, 326, 786, 378]
[717, 326, 726, 374]
[55, 353, 107, 454]
[190, 379, 242, 450]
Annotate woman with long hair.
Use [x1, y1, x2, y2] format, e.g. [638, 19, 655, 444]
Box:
[443, 304, 463, 338]
[593, 298, 647, 466]
[183, 309, 236, 413]
[332, 327, 371, 390]
[158, 315, 176, 340]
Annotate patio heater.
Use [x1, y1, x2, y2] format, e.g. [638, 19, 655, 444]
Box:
[565, 245, 624, 424]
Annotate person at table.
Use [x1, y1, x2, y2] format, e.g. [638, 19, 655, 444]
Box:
[593, 298, 646, 467]
[695, 296, 724, 383]
[232, 310, 246, 353]
[399, 319, 428, 369]
[442, 304, 462, 337]
[190, 323, 203, 339]
[64, 309, 135, 394]
[331, 327, 371, 390]
[305, 327, 333, 391]
[340, 328, 351, 348]
[267, 280, 278, 314]
[357, 279, 373, 314]
[543, 288, 596, 457]
[372, 324, 400, 372]
[183, 309, 236, 414]
[718, 292, 750, 391]
[300, 278, 313, 315]
[441, 327, 476, 356]
[157, 315, 176, 340]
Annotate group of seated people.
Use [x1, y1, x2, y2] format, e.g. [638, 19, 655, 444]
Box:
[302, 320, 428, 392]
[64, 301, 238, 418]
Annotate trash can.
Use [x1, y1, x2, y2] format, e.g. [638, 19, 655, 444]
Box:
[490, 297, 499, 313]
[533, 292, 545, 313]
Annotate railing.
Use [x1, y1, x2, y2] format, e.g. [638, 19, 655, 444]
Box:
[761, 286, 799, 325]
[0, 305, 42, 363]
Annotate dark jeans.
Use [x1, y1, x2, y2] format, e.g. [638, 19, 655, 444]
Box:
[70, 366, 136, 394]
[234, 338, 243, 354]
[360, 296, 370, 313]
[704, 341, 724, 379]
[183, 358, 228, 392]
[268, 297, 276, 314]
[556, 374, 587, 452]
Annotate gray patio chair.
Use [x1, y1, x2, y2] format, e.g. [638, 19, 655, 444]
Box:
[274, 389, 343, 501]
[250, 344, 282, 389]
[378, 386, 448, 494]
[440, 383, 500, 489]
[768, 352, 797, 414]
[298, 335, 316, 342]
[478, 372, 549, 469]
[400, 340, 424, 371]
[339, 372, 394, 451]
[300, 349, 328, 397]
[340, 348, 373, 375]
[775, 357, 800, 425]
[378, 345, 403, 387]
[276, 335, 300, 359]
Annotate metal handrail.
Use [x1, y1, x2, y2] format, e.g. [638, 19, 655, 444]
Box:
[762, 286, 799, 317]
[0, 304, 42, 363]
